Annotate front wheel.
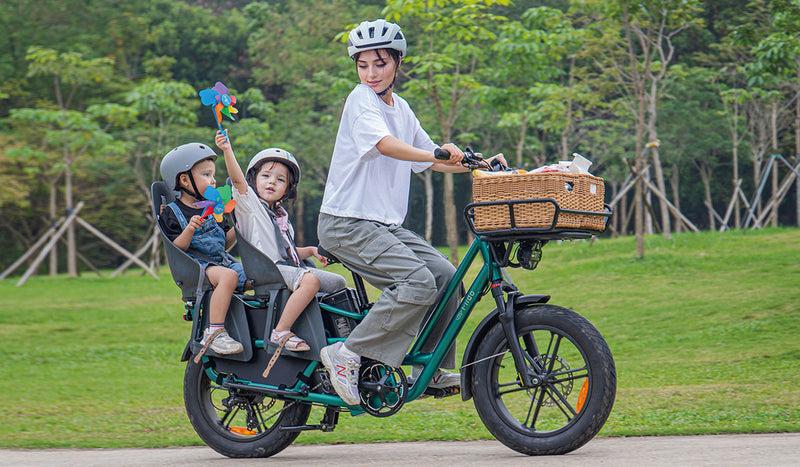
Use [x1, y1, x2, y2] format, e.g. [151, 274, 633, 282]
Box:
[183, 358, 312, 458]
[471, 304, 616, 455]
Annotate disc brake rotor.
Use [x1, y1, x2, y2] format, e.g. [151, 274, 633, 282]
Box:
[529, 354, 573, 407]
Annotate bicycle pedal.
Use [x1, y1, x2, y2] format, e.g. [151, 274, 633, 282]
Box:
[424, 386, 461, 399]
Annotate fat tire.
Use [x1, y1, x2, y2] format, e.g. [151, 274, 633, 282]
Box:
[183, 358, 311, 458]
[471, 304, 616, 455]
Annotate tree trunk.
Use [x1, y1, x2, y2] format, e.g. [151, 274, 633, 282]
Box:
[538, 129, 547, 168]
[670, 164, 682, 234]
[635, 126, 645, 258]
[49, 183, 58, 276]
[443, 173, 458, 264]
[647, 82, 671, 238]
[561, 56, 576, 160]
[424, 171, 434, 242]
[732, 99, 741, 229]
[796, 66, 800, 227]
[695, 160, 715, 230]
[796, 165, 800, 228]
[516, 114, 527, 168]
[610, 181, 619, 235]
[770, 100, 779, 227]
[619, 185, 629, 235]
[771, 159, 779, 227]
[295, 195, 305, 247]
[65, 165, 77, 277]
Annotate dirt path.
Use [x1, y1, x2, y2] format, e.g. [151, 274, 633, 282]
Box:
[3, 433, 798, 466]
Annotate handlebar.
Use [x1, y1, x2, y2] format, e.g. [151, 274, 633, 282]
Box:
[433, 147, 452, 161]
[434, 146, 508, 171]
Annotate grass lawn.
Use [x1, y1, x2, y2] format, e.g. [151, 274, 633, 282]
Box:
[1, 227, 798, 448]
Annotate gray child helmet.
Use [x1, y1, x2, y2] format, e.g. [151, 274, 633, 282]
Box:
[347, 19, 407, 59]
[245, 148, 301, 201]
[160, 142, 218, 197]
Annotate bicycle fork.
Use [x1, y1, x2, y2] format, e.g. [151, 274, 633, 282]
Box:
[490, 282, 536, 388]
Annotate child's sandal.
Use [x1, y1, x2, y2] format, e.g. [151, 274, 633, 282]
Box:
[270, 329, 310, 352]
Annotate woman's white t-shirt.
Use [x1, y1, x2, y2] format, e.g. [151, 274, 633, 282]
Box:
[320, 84, 436, 225]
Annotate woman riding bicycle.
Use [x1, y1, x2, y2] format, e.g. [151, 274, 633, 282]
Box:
[317, 19, 505, 405]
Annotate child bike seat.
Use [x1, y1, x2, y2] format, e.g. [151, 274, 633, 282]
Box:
[150, 181, 212, 302]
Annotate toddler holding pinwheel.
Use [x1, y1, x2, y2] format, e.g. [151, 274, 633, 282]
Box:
[215, 131, 346, 352]
[159, 143, 250, 356]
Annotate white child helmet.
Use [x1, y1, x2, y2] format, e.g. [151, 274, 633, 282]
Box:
[347, 19, 407, 59]
[246, 148, 301, 200]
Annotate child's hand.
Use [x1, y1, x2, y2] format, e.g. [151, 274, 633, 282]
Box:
[215, 130, 231, 152]
[311, 247, 330, 267]
[187, 215, 206, 231]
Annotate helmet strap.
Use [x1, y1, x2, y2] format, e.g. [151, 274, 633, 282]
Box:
[376, 59, 401, 97]
[376, 81, 394, 97]
[179, 172, 205, 200]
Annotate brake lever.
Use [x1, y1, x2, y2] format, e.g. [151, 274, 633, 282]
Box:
[434, 146, 494, 170]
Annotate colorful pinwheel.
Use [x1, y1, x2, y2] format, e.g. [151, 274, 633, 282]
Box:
[193, 185, 236, 222]
[199, 81, 238, 132]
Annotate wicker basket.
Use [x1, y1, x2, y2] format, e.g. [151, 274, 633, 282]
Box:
[472, 172, 606, 232]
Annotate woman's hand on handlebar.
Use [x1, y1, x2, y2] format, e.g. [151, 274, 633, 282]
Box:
[435, 143, 464, 166]
[433, 145, 508, 172]
[485, 153, 508, 171]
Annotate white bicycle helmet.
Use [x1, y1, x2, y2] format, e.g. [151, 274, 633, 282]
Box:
[246, 148, 301, 200]
[160, 142, 218, 192]
[347, 19, 407, 59]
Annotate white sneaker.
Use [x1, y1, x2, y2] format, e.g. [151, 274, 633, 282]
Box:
[320, 342, 361, 405]
[202, 328, 244, 355]
[411, 367, 461, 389]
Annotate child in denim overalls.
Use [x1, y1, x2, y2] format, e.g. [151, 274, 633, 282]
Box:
[159, 143, 249, 355]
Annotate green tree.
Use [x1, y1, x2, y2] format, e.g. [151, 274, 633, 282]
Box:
[735, 0, 800, 226]
[489, 6, 590, 167]
[576, 0, 703, 256]
[9, 47, 118, 277]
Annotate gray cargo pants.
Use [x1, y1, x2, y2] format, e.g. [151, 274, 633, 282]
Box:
[318, 213, 458, 368]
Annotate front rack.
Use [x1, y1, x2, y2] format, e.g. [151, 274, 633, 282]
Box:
[464, 198, 613, 241]
[464, 199, 613, 270]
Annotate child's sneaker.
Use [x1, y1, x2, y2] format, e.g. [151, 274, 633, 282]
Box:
[320, 342, 361, 405]
[201, 328, 244, 355]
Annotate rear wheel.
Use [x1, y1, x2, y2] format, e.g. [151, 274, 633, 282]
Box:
[471, 305, 616, 455]
[183, 358, 311, 458]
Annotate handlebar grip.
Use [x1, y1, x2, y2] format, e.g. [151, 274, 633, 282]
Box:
[434, 148, 451, 160]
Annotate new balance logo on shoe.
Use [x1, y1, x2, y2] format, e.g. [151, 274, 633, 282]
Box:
[320, 342, 361, 406]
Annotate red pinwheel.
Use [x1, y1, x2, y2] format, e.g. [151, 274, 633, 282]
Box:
[193, 185, 236, 222]
[199, 81, 238, 132]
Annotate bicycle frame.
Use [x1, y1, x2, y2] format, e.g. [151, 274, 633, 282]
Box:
[195, 214, 609, 411]
[403, 238, 503, 401]
[195, 235, 508, 410]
